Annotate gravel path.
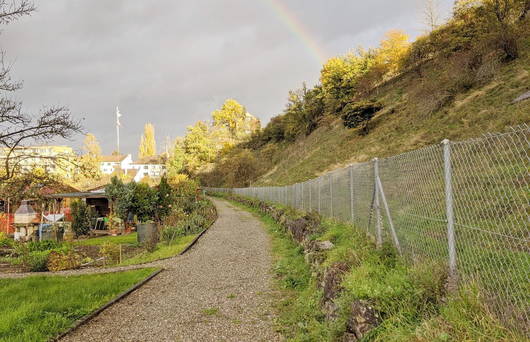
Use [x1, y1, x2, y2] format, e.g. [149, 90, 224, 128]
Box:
[62, 198, 280, 342]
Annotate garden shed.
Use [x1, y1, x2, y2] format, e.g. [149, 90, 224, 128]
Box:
[45, 190, 110, 218]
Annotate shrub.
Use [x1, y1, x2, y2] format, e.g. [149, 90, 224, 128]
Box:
[156, 176, 174, 220]
[99, 242, 121, 265]
[71, 200, 95, 236]
[340, 101, 383, 128]
[47, 250, 82, 271]
[22, 251, 50, 272]
[0, 232, 12, 248]
[130, 183, 158, 223]
[161, 226, 186, 244]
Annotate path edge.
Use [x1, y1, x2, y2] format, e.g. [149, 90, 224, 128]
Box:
[178, 227, 208, 255]
[51, 268, 164, 342]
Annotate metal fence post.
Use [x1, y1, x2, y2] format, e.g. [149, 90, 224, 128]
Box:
[309, 181, 312, 212]
[443, 139, 458, 287]
[329, 174, 334, 218]
[318, 177, 321, 214]
[349, 165, 354, 223]
[301, 182, 304, 211]
[374, 158, 383, 248]
[376, 176, 402, 255]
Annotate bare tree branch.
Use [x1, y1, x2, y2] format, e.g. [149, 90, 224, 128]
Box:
[0, 1, 83, 185]
[0, 0, 34, 25]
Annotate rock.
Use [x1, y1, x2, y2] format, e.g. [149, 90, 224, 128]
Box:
[315, 240, 334, 251]
[322, 300, 340, 321]
[287, 218, 313, 243]
[512, 91, 530, 104]
[346, 300, 381, 340]
[321, 262, 350, 302]
[304, 251, 326, 268]
[342, 332, 358, 342]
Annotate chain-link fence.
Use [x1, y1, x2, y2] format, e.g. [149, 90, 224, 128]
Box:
[208, 124, 530, 335]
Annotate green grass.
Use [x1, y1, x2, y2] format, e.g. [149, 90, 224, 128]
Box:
[74, 232, 139, 246]
[74, 232, 199, 266]
[201, 307, 220, 316]
[0, 268, 157, 342]
[118, 234, 198, 266]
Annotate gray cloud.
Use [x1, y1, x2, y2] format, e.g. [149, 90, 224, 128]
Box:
[2, 0, 453, 156]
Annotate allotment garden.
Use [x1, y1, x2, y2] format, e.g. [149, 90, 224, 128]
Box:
[0, 177, 216, 273]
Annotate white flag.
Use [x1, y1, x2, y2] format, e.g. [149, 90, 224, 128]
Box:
[116, 106, 122, 127]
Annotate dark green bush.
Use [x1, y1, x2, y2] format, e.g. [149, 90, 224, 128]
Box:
[130, 183, 158, 222]
[340, 101, 383, 128]
[71, 200, 95, 236]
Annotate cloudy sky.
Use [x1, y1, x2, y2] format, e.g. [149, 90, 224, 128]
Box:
[3, 0, 453, 156]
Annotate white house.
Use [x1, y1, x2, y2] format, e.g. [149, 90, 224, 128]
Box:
[99, 154, 133, 175]
[128, 156, 167, 182]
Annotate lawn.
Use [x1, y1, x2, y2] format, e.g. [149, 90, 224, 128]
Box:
[74, 232, 139, 246]
[74, 231, 199, 266]
[119, 234, 198, 266]
[0, 268, 158, 342]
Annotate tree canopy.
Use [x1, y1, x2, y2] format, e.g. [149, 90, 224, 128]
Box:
[139, 123, 157, 158]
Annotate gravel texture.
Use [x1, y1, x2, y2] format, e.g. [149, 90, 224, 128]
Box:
[61, 198, 280, 342]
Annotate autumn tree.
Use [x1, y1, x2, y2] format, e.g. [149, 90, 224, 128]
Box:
[138, 123, 157, 158]
[211, 99, 260, 144]
[212, 99, 247, 136]
[373, 30, 411, 77]
[282, 84, 325, 140]
[182, 121, 215, 172]
[79, 133, 102, 179]
[166, 138, 186, 177]
[320, 50, 374, 113]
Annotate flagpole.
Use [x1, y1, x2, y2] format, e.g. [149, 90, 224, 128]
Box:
[116, 106, 121, 154]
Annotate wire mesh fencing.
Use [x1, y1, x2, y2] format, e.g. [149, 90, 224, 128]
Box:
[207, 124, 530, 334]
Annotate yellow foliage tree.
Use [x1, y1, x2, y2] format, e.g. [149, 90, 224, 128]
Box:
[373, 30, 411, 77]
[139, 123, 157, 158]
[78, 133, 102, 180]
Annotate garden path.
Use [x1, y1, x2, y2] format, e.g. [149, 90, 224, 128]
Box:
[61, 198, 280, 342]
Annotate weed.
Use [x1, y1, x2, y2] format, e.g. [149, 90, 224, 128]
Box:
[202, 307, 220, 316]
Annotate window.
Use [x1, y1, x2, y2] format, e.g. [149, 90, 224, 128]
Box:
[143, 165, 148, 169]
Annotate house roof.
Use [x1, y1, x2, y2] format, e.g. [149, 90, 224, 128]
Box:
[100, 155, 128, 163]
[131, 156, 166, 165]
[126, 169, 139, 178]
[45, 192, 107, 199]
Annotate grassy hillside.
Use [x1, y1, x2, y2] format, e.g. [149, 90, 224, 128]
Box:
[254, 36, 530, 186]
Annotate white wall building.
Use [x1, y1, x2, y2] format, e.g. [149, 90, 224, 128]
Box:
[128, 157, 167, 182]
[98, 154, 166, 182]
[99, 154, 133, 175]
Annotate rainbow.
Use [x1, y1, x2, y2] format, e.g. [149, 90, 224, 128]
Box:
[262, 0, 328, 64]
